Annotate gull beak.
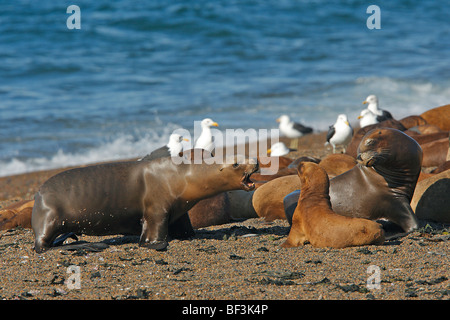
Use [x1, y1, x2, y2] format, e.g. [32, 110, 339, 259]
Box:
[276, 118, 280, 123]
[183, 138, 189, 142]
[357, 115, 363, 119]
[345, 121, 349, 126]
[362, 100, 368, 104]
[212, 122, 219, 127]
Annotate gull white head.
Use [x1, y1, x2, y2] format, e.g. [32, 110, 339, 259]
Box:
[336, 114, 350, 126]
[167, 134, 189, 156]
[276, 115, 290, 125]
[200, 118, 219, 128]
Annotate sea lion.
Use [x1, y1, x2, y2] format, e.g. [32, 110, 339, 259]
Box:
[251, 154, 356, 221]
[421, 137, 449, 167]
[31, 150, 259, 253]
[399, 115, 427, 129]
[420, 104, 450, 131]
[316, 153, 356, 178]
[345, 119, 407, 158]
[285, 128, 422, 233]
[0, 200, 34, 230]
[281, 162, 385, 248]
[411, 170, 450, 223]
[188, 193, 231, 229]
[252, 175, 301, 221]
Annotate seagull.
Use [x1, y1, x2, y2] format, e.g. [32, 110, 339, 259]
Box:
[358, 109, 380, 128]
[325, 114, 353, 153]
[362, 95, 393, 122]
[194, 118, 219, 153]
[277, 115, 313, 138]
[267, 142, 295, 157]
[139, 133, 189, 161]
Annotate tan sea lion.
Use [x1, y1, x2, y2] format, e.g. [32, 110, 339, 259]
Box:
[31, 150, 259, 252]
[411, 170, 450, 223]
[317, 153, 356, 178]
[420, 104, 450, 131]
[281, 162, 385, 248]
[285, 128, 422, 233]
[252, 175, 301, 221]
[0, 200, 34, 230]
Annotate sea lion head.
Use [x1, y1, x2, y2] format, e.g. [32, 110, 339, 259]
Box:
[220, 155, 259, 191]
[357, 128, 422, 170]
[297, 161, 329, 194]
[356, 128, 423, 195]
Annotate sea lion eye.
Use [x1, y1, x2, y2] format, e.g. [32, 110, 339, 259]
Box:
[233, 163, 240, 168]
[365, 138, 375, 146]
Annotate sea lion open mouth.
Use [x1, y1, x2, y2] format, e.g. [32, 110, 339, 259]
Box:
[241, 163, 259, 191]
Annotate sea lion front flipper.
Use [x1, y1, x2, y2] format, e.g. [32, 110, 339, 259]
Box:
[139, 209, 169, 251]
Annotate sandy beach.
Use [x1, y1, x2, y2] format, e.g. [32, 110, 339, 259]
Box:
[0, 131, 449, 302]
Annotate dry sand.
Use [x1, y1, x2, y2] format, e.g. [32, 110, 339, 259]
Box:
[0, 132, 449, 303]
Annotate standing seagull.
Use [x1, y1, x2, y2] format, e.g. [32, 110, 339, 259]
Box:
[325, 114, 353, 153]
[277, 115, 313, 138]
[194, 118, 219, 153]
[139, 133, 189, 161]
[362, 94, 393, 122]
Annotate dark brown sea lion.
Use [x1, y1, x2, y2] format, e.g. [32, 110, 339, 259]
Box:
[420, 104, 450, 131]
[284, 128, 422, 233]
[345, 119, 407, 158]
[31, 150, 259, 253]
[281, 162, 385, 248]
[421, 137, 449, 167]
[0, 200, 34, 230]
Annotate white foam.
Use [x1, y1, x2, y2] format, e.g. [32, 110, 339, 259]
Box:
[0, 128, 177, 177]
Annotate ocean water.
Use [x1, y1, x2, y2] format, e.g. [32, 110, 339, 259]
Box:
[1, 0, 449, 177]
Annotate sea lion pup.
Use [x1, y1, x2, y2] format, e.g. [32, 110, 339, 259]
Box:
[31, 149, 259, 253]
[282, 162, 385, 248]
[285, 128, 423, 233]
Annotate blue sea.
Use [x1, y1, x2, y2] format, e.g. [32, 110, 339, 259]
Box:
[1, 0, 449, 177]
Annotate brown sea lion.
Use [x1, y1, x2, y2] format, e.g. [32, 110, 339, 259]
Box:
[252, 175, 301, 222]
[31, 150, 259, 252]
[345, 119, 407, 158]
[411, 170, 450, 223]
[399, 115, 427, 129]
[317, 153, 356, 178]
[188, 193, 231, 229]
[285, 128, 422, 233]
[420, 104, 450, 131]
[281, 162, 385, 248]
[421, 137, 449, 167]
[0, 200, 34, 230]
